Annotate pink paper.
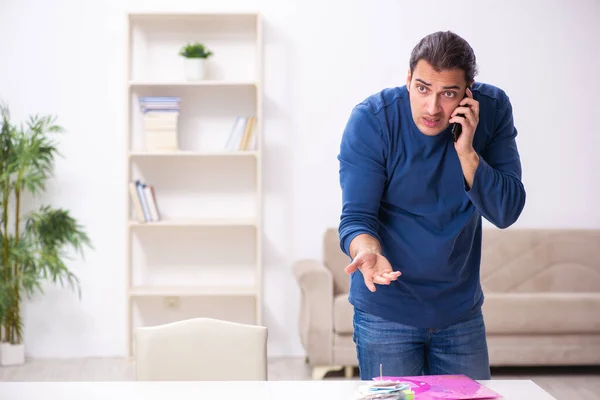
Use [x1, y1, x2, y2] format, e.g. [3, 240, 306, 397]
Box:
[373, 374, 502, 399]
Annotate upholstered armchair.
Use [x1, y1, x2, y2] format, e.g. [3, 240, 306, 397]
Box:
[292, 228, 357, 379]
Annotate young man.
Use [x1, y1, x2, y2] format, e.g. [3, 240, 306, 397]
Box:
[337, 31, 526, 380]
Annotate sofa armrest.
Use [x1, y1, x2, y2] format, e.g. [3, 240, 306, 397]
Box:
[292, 259, 334, 365]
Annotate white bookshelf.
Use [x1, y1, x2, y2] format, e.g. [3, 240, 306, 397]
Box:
[124, 12, 263, 356]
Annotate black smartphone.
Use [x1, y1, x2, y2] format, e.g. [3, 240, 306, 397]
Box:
[452, 87, 470, 142]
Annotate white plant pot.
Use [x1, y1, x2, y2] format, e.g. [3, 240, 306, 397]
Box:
[184, 58, 206, 81]
[0, 342, 25, 366]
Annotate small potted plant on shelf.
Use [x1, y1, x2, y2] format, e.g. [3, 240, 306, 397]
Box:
[179, 42, 214, 81]
[0, 102, 92, 366]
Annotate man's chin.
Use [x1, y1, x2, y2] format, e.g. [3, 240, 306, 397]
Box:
[417, 123, 448, 136]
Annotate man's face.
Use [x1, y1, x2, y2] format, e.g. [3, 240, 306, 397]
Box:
[406, 59, 470, 136]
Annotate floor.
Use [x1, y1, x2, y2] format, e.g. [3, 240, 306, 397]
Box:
[0, 357, 599, 400]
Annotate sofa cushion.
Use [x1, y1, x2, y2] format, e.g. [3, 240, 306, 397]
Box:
[333, 291, 600, 335]
[483, 293, 600, 334]
[333, 294, 354, 334]
[481, 229, 600, 293]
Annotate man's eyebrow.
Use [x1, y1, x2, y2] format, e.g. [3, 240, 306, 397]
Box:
[415, 78, 461, 91]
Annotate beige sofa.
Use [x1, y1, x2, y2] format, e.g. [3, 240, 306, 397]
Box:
[480, 228, 600, 366]
[292, 227, 600, 379]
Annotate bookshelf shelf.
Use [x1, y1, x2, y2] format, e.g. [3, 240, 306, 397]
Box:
[129, 150, 258, 158]
[128, 80, 257, 87]
[125, 11, 263, 356]
[129, 285, 258, 297]
[128, 217, 257, 227]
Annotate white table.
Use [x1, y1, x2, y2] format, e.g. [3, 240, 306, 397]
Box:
[0, 379, 556, 399]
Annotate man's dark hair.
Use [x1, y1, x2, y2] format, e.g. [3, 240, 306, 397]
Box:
[409, 31, 478, 84]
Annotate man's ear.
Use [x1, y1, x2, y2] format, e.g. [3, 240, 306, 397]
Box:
[406, 68, 412, 91]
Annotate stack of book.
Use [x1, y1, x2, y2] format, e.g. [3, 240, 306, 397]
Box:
[225, 116, 257, 151]
[138, 96, 181, 151]
[129, 179, 161, 223]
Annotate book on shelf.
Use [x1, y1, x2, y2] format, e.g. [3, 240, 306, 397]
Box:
[129, 179, 161, 223]
[138, 96, 181, 151]
[225, 116, 257, 151]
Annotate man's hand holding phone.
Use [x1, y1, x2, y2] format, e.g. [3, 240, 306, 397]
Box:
[345, 249, 401, 292]
[450, 87, 481, 188]
[450, 87, 480, 157]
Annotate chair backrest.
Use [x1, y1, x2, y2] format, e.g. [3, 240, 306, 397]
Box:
[323, 227, 351, 295]
[134, 318, 268, 381]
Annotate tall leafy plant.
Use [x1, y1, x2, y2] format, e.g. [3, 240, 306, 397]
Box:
[0, 103, 92, 345]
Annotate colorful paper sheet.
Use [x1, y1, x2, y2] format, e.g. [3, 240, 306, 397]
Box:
[371, 375, 502, 399]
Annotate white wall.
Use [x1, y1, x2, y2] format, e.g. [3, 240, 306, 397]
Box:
[0, 0, 598, 359]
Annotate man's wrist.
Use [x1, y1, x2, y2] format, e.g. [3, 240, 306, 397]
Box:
[456, 147, 478, 161]
[457, 149, 480, 190]
[348, 233, 382, 258]
[355, 246, 381, 257]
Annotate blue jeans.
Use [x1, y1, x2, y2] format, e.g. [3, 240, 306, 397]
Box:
[352, 307, 491, 380]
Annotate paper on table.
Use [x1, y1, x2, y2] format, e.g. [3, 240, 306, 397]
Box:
[355, 381, 414, 400]
[372, 375, 502, 400]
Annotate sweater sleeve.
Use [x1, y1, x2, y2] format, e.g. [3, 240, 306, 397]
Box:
[466, 92, 526, 228]
[337, 104, 388, 256]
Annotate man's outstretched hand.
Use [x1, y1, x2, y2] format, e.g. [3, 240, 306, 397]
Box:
[344, 250, 401, 292]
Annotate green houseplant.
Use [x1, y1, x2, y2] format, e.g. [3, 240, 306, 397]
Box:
[0, 102, 92, 365]
[178, 42, 214, 81]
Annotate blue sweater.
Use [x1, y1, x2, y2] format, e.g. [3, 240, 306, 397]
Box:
[337, 82, 526, 329]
